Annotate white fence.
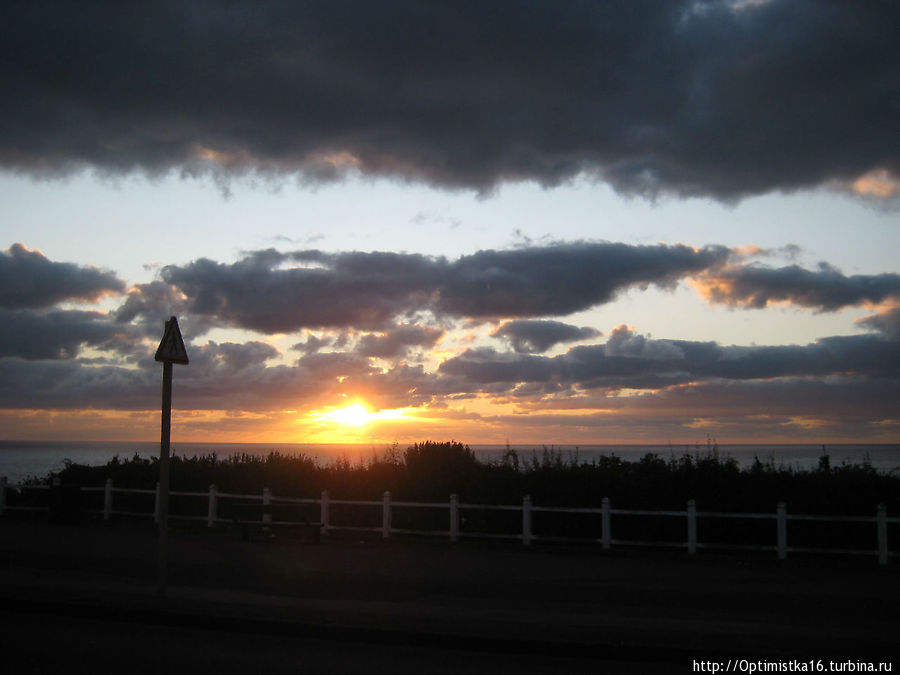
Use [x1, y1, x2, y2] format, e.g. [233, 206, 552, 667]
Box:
[0, 477, 895, 565]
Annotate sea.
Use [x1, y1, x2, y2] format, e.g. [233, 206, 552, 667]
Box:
[1, 440, 898, 485]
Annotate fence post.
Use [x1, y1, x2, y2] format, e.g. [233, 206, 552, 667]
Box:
[382, 491, 392, 539]
[601, 497, 611, 549]
[320, 490, 330, 533]
[877, 504, 888, 566]
[450, 494, 459, 542]
[262, 488, 272, 525]
[103, 478, 113, 521]
[776, 502, 787, 560]
[522, 495, 533, 546]
[154, 481, 160, 524]
[207, 484, 217, 528]
[687, 499, 697, 555]
[1, 476, 7, 516]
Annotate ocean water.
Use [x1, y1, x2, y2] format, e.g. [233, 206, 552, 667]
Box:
[1, 440, 898, 485]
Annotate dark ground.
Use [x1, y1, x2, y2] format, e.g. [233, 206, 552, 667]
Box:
[0, 515, 896, 673]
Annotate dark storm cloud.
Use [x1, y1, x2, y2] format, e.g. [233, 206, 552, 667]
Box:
[492, 320, 600, 354]
[698, 263, 900, 310]
[0, 309, 136, 360]
[155, 243, 729, 332]
[2, 1, 897, 199]
[0, 243, 125, 309]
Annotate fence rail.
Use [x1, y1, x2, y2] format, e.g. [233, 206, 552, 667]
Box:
[0, 476, 895, 565]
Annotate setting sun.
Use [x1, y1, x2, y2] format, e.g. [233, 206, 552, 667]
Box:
[313, 402, 418, 429]
[305, 402, 421, 442]
[319, 403, 371, 427]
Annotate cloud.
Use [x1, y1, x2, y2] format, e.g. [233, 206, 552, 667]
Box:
[694, 263, 900, 311]
[436, 243, 730, 317]
[0, 239, 896, 441]
[843, 169, 900, 200]
[0, 308, 136, 360]
[2, 1, 897, 200]
[356, 323, 445, 359]
[0, 312, 896, 443]
[431, 326, 900, 441]
[158, 250, 437, 333]
[0, 243, 125, 309]
[623, 376, 900, 422]
[496, 375, 900, 440]
[857, 306, 900, 340]
[153, 242, 729, 332]
[199, 340, 279, 372]
[492, 319, 600, 353]
[439, 331, 900, 391]
[603, 324, 685, 360]
[292, 334, 334, 355]
[0, 358, 155, 409]
[438, 347, 562, 385]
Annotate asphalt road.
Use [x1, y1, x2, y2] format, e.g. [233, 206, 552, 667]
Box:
[4, 609, 640, 675]
[0, 517, 896, 672]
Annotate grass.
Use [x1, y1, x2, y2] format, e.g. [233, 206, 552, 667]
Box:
[26, 440, 899, 515]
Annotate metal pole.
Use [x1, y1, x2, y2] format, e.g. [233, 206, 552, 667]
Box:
[157, 360, 173, 596]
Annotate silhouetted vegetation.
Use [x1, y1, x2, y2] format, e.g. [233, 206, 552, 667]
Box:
[27, 441, 899, 515]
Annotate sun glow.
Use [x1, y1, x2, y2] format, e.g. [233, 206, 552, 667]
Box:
[313, 402, 417, 429]
[320, 403, 371, 427]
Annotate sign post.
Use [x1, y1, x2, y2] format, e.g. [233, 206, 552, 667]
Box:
[154, 316, 189, 597]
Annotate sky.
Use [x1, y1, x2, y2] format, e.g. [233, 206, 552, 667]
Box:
[1, 0, 898, 447]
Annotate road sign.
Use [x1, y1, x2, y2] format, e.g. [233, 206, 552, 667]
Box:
[156, 316, 189, 597]
[155, 316, 189, 364]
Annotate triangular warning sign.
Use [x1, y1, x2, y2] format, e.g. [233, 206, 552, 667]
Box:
[155, 316, 189, 364]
